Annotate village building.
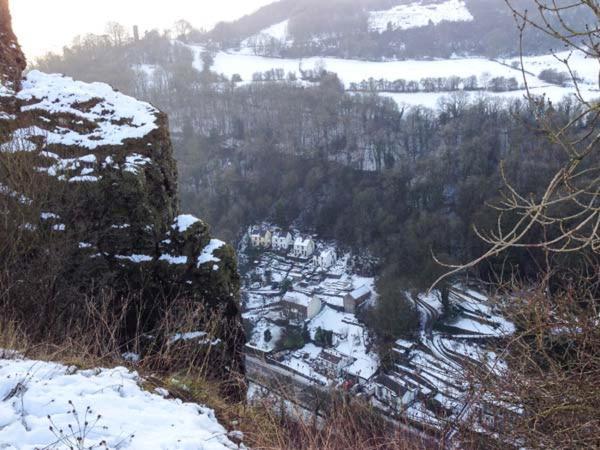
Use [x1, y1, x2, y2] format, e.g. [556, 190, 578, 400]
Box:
[272, 230, 293, 251]
[249, 226, 272, 248]
[293, 235, 315, 258]
[280, 291, 322, 321]
[314, 248, 337, 269]
[393, 338, 416, 363]
[316, 349, 355, 378]
[374, 375, 419, 413]
[343, 284, 372, 314]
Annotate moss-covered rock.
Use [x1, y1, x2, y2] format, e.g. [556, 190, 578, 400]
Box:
[0, 3, 244, 377]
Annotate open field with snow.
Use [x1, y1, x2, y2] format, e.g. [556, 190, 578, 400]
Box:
[368, 0, 473, 33]
[378, 84, 600, 109]
[190, 45, 599, 109]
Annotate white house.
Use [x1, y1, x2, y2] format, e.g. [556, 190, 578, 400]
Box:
[316, 349, 355, 378]
[280, 291, 322, 321]
[249, 226, 272, 248]
[293, 235, 315, 258]
[314, 248, 336, 269]
[272, 230, 293, 251]
[374, 375, 418, 412]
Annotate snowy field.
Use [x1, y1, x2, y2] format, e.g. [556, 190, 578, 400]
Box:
[378, 84, 600, 109]
[368, 0, 473, 33]
[189, 45, 599, 109]
[504, 50, 599, 86]
[0, 356, 238, 450]
[242, 20, 290, 47]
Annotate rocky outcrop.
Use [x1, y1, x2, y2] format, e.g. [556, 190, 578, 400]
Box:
[0, 1, 244, 377]
[0, 0, 24, 92]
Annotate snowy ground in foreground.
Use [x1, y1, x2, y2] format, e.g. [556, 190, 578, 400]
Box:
[0, 357, 239, 450]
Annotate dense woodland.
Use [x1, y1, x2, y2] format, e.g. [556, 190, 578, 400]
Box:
[206, 0, 594, 59]
[35, 20, 596, 344]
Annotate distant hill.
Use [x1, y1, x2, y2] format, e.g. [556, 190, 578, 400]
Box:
[204, 0, 594, 59]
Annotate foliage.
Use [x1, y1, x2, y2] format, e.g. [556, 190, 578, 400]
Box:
[278, 325, 306, 351]
[365, 285, 419, 342]
[314, 327, 333, 347]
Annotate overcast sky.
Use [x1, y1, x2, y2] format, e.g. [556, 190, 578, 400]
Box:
[11, 0, 274, 60]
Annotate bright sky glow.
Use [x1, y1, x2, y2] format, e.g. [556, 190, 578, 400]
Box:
[11, 0, 274, 60]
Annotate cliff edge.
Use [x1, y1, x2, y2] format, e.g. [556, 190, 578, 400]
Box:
[0, 0, 244, 378]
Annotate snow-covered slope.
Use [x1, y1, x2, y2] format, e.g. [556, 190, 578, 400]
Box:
[191, 45, 599, 108]
[0, 356, 239, 450]
[368, 0, 474, 33]
[244, 20, 290, 45]
[505, 50, 600, 86]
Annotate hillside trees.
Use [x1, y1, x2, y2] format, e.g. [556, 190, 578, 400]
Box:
[445, 1, 600, 447]
[33, 18, 593, 320]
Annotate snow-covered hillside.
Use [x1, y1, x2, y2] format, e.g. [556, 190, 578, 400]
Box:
[0, 356, 239, 450]
[191, 45, 599, 108]
[368, 0, 474, 33]
[242, 20, 290, 46]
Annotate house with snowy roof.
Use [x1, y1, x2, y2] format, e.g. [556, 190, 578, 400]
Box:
[280, 291, 322, 321]
[374, 374, 419, 413]
[293, 235, 315, 258]
[314, 248, 337, 269]
[272, 229, 293, 251]
[316, 349, 355, 378]
[343, 284, 372, 313]
[249, 226, 272, 248]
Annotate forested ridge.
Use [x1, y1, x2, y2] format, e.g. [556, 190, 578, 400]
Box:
[206, 0, 594, 59]
[35, 26, 594, 322]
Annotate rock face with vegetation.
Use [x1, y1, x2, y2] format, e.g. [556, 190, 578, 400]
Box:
[0, 0, 244, 377]
[0, 0, 23, 91]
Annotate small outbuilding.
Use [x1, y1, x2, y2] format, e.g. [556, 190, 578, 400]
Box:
[343, 285, 372, 314]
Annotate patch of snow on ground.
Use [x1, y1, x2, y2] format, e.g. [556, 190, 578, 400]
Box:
[248, 318, 283, 352]
[0, 127, 44, 153]
[115, 254, 153, 263]
[173, 214, 201, 232]
[159, 254, 188, 265]
[0, 357, 238, 450]
[169, 331, 208, 343]
[369, 0, 474, 33]
[197, 239, 226, 267]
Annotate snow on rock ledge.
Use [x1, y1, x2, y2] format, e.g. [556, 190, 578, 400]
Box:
[18, 71, 159, 149]
[0, 357, 239, 450]
[0, 3, 245, 379]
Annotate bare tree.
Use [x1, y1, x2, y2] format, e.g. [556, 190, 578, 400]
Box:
[435, 2, 600, 448]
[173, 19, 193, 41]
[105, 21, 129, 47]
[432, 1, 599, 288]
